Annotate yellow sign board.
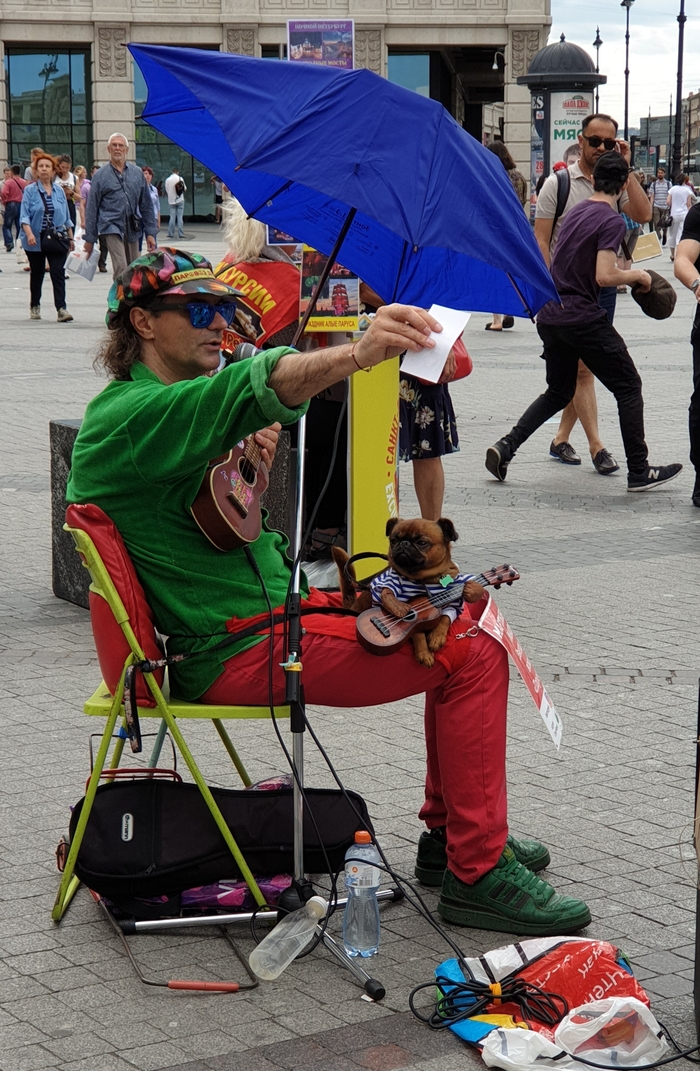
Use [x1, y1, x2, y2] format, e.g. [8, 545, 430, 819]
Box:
[347, 357, 399, 579]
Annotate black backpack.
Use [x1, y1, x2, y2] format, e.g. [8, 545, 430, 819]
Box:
[174, 179, 185, 196]
[551, 167, 571, 239]
[69, 780, 373, 916]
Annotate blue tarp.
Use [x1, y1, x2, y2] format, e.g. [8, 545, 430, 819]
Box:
[130, 44, 558, 316]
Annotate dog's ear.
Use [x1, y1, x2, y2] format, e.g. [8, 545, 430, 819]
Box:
[437, 518, 458, 543]
[386, 517, 400, 538]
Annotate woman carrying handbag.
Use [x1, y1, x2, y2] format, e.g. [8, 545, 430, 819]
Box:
[19, 153, 74, 322]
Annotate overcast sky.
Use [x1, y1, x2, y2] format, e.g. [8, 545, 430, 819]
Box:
[549, 0, 699, 125]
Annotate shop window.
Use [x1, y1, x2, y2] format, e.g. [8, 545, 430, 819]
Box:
[134, 59, 218, 221]
[5, 48, 92, 170]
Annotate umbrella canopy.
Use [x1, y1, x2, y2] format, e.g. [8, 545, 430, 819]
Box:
[130, 44, 558, 316]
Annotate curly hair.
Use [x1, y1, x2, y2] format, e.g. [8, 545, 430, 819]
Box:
[93, 311, 144, 380]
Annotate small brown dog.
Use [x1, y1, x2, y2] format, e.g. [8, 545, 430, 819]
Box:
[333, 517, 484, 667]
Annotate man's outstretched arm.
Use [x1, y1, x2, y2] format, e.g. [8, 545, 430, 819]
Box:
[268, 304, 442, 408]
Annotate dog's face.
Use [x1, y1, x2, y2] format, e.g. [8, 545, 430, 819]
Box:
[385, 517, 458, 581]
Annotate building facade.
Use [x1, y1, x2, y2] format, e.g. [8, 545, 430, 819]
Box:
[0, 0, 549, 217]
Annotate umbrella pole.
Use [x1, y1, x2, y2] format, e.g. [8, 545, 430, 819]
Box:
[506, 273, 535, 323]
[277, 206, 387, 999]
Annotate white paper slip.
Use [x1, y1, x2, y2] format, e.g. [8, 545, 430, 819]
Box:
[399, 305, 472, 384]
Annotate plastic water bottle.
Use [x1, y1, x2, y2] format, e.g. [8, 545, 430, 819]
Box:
[248, 895, 327, 980]
[343, 831, 381, 958]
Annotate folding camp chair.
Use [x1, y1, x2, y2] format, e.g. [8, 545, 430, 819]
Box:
[52, 502, 290, 922]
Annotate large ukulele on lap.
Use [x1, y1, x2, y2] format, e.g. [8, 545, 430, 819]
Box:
[190, 437, 268, 551]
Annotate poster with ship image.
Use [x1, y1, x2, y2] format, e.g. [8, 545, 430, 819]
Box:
[299, 246, 360, 332]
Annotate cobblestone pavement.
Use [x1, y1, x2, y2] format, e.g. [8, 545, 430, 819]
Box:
[1, 227, 699, 1070]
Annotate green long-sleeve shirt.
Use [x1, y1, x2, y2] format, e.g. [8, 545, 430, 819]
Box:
[67, 352, 308, 700]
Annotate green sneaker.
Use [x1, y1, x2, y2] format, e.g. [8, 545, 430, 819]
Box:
[437, 845, 591, 935]
[415, 830, 550, 887]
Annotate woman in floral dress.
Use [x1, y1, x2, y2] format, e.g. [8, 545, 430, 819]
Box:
[399, 348, 459, 520]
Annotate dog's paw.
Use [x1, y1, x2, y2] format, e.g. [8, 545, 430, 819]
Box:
[414, 647, 435, 667]
[427, 630, 448, 653]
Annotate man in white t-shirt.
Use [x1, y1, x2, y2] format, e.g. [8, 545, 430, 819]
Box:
[534, 113, 651, 476]
[165, 168, 186, 239]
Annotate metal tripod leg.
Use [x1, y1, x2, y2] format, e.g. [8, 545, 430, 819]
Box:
[321, 931, 385, 1001]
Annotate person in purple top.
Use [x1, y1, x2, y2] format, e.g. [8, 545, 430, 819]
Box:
[486, 152, 682, 494]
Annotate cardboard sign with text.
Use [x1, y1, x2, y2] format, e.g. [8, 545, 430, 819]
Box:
[478, 595, 563, 750]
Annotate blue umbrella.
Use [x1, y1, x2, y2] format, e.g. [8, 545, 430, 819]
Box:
[129, 43, 558, 316]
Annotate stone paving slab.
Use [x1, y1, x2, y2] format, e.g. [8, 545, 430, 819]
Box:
[1, 226, 699, 1069]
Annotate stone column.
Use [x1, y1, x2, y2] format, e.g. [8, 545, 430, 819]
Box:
[0, 40, 7, 168]
[354, 28, 385, 77]
[92, 25, 134, 164]
[505, 28, 543, 183]
[223, 27, 258, 55]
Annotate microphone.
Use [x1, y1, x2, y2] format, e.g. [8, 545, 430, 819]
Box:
[230, 342, 261, 362]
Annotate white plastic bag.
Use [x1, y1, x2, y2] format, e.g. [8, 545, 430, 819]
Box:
[482, 998, 668, 1070]
[15, 237, 27, 266]
[65, 245, 99, 282]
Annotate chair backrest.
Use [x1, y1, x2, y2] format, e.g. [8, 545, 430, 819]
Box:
[65, 503, 164, 705]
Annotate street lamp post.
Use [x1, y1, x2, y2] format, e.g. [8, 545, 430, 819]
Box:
[672, 0, 687, 180]
[593, 27, 603, 112]
[621, 0, 634, 142]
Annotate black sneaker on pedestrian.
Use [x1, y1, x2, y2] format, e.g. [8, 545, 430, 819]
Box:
[627, 463, 682, 492]
[486, 439, 513, 482]
[549, 440, 581, 465]
[592, 448, 620, 475]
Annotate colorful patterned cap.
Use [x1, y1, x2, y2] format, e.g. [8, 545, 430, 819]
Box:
[106, 247, 242, 325]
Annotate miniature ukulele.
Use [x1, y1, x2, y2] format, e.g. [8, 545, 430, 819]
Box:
[356, 564, 519, 656]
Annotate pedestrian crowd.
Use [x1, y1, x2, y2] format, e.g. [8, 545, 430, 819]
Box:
[4, 118, 700, 512]
[0, 132, 227, 322]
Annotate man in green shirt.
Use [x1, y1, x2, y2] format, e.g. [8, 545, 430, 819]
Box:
[67, 247, 590, 935]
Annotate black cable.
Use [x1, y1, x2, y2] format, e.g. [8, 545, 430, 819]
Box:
[287, 384, 348, 590]
[409, 972, 568, 1030]
[660, 1022, 700, 1065]
[567, 1042, 700, 1070]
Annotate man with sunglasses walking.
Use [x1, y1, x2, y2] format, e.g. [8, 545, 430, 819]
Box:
[535, 113, 651, 477]
[487, 152, 681, 494]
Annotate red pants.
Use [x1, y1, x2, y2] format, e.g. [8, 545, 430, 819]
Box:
[202, 602, 509, 884]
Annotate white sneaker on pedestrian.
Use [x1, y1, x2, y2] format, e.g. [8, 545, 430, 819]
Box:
[57, 308, 74, 322]
[30, 306, 41, 320]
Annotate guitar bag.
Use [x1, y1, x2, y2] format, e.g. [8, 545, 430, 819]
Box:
[70, 781, 372, 915]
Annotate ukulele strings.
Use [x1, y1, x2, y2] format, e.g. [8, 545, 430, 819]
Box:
[369, 576, 481, 633]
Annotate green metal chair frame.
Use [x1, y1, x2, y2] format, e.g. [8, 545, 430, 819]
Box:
[52, 520, 290, 922]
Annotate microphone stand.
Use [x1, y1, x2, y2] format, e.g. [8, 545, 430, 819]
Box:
[275, 208, 394, 999]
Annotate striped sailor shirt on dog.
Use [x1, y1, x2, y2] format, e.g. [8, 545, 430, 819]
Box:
[369, 569, 475, 624]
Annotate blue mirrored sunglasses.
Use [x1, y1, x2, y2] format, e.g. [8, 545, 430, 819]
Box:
[148, 301, 237, 328]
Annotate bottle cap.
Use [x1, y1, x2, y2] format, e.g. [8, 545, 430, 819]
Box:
[354, 830, 372, 844]
[307, 896, 328, 918]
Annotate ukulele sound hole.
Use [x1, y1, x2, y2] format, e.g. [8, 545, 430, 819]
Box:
[238, 457, 256, 485]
